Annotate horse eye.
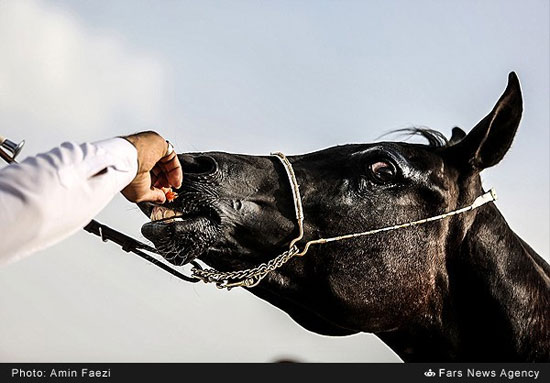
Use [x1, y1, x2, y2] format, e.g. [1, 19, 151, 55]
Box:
[369, 161, 396, 183]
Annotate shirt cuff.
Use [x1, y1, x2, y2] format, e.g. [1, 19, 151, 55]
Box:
[92, 137, 139, 178]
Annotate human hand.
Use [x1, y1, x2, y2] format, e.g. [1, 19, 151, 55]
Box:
[121, 131, 182, 203]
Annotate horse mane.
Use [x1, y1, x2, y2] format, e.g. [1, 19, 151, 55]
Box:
[384, 127, 450, 148]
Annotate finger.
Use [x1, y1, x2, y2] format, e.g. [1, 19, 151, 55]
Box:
[150, 169, 160, 186]
[151, 166, 161, 177]
[159, 152, 183, 188]
[152, 164, 174, 188]
[140, 187, 167, 204]
[151, 165, 164, 187]
[153, 172, 171, 188]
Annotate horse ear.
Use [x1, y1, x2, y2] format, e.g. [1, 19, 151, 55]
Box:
[448, 72, 523, 170]
[449, 127, 467, 145]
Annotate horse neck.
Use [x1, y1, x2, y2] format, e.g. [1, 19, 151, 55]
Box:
[448, 203, 550, 361]
[379, 203, 550, 362]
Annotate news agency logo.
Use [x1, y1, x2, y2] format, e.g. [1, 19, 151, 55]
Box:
[424, 369, 436, 378]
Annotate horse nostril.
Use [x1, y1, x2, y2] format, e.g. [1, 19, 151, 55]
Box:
[179, 154, 218, 175]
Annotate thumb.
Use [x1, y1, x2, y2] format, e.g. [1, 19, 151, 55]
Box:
[140, 187, 167, 204]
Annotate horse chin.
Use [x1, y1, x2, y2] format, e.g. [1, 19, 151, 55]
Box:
[141, 214, 220, 266]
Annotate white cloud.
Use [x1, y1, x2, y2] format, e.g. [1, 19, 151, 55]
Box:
[0, 0, 166, 149]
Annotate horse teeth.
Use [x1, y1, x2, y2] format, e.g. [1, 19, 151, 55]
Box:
[164, 210, 176, 219]
[151, 207, 181, 222]
[151, 207, 163, 221]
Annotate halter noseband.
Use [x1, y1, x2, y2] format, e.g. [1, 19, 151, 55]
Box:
[191, 152, 497, 290]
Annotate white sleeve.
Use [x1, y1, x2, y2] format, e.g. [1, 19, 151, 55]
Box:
[0, 137, 138, 266]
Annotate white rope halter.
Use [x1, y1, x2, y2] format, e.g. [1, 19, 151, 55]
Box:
[191, 152, 497, 290]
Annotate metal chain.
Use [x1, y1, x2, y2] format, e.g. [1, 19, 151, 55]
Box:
[191, 245, 300, 290]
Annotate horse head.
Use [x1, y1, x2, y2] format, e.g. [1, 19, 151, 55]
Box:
[139, 73, 550, 361]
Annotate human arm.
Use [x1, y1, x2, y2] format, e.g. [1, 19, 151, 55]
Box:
[0, 132, 181, 266]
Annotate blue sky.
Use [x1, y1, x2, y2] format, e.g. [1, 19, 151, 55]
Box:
[0, 0, 548, 362]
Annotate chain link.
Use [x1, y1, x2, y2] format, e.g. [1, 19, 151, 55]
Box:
[191, 245, 300, 290]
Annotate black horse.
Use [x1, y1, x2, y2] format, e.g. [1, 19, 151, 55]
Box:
[140, 73, 549, 362]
